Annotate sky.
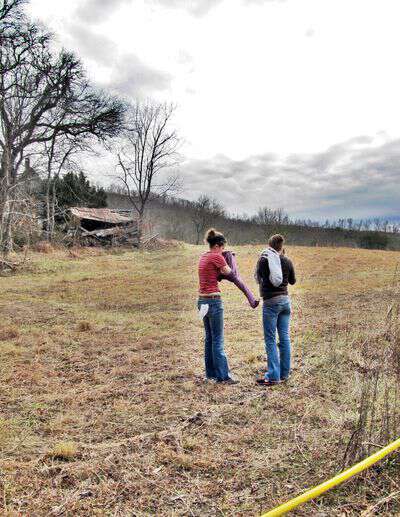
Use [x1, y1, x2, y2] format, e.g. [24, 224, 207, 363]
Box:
[28, 0, 400, 220]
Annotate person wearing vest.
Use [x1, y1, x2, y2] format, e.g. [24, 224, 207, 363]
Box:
[255, 234, 296, 386]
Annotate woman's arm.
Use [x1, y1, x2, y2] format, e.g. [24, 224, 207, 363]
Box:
[221, 265, 232, 276]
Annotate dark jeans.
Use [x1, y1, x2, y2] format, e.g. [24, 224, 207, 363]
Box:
[263, 301, 291, 381]
[198, 298, 231, 381]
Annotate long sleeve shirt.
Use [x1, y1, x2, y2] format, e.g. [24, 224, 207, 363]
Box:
[256, 255, 296, 299]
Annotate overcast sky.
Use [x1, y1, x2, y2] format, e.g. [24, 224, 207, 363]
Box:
[28, 0, 400, 219]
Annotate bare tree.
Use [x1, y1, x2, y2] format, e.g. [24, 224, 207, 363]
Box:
[191, 194, 225, 245]
[364, 219, 371, 231]
[114, 102, 180, 245]
[372, 218, 382, 232]
[253, 206, 290, 229]
[0, 1, 125, 255]
[0, 0, 26, 34]
[40, 134, 88, 240]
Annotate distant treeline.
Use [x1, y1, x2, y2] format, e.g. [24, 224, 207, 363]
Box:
[106, 191, 400, 251]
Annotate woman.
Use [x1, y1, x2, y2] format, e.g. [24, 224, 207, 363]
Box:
[198, 229, 238, 384]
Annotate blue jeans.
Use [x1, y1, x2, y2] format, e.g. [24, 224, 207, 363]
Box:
[263, 301, 291, 381]
[198, 298, 231, 381]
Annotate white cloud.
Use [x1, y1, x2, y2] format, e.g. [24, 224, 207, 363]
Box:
[181, 135, 400, 219]
[28, 0, 400, 218]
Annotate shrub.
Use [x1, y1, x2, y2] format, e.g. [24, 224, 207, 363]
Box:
[33, 241, 54, 253]
[344, 303, 400, 465]
[359, 232, 389, 250]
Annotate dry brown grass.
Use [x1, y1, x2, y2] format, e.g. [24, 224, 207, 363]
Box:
[77, 321, 92, 332]
[0, 326, 19, 341]
[33, 241, 54, 254]
[0, 245, 400, 515]
[48, 441, 79, 461]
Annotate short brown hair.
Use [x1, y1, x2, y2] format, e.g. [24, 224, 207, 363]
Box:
[268, 234, 284, 251]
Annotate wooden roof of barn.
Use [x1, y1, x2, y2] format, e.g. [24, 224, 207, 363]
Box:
[69, 207, 135, 225]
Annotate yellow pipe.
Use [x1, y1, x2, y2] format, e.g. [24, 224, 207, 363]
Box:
[261, 437, 400, 517]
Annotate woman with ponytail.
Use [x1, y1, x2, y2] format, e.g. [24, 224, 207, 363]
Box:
[197, 229, 238, 384]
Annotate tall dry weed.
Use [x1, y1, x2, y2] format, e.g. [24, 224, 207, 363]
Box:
[344, 298, 400, 466]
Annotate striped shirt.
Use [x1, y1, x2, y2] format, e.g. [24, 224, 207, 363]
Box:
[198, 252, 227, 294]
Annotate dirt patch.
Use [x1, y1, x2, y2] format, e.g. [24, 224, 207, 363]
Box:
[0, 326, 19, 341]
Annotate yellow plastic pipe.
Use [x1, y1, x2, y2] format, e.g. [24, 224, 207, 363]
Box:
[261, 437, 400, 517]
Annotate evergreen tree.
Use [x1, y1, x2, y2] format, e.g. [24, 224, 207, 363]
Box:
[46, 171, 107, 210]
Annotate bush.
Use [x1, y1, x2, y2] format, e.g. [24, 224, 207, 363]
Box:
[33, 241, 54, 253]
[359, 232, 389, 250]
[13, 229, 42, 249]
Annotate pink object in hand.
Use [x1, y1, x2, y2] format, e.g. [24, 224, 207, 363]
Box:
[219, 251, 260, 308]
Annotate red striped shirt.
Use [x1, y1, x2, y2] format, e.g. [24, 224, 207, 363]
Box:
[198, 251, 227, 294]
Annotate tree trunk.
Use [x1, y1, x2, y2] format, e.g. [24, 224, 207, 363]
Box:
[45, 179, 57, 242]
[45, 178, 51, 241]
[50, 181, 57, 240]
[0, 147, 14, 257]
[137, 211, 144, 248]
[1, 198, 14, 257]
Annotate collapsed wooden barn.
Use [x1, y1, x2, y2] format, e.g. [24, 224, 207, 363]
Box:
[68, 207, 138, 246]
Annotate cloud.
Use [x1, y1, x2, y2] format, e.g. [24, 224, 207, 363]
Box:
[77, 0, 225, 19]
[153, 0, 287, 16]
[152, 0, 223, 16]
[181, 136, 400, 220]
[65, 22, 171, 97]
[243, 0, 287, 4]
[74, 0, 288, 23]
[75, 0, 131, 24]
[108, 54, 172, 98]
[67, 23, 117, 66]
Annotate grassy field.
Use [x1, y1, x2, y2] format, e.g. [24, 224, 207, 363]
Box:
[0, 244, 400, 516]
